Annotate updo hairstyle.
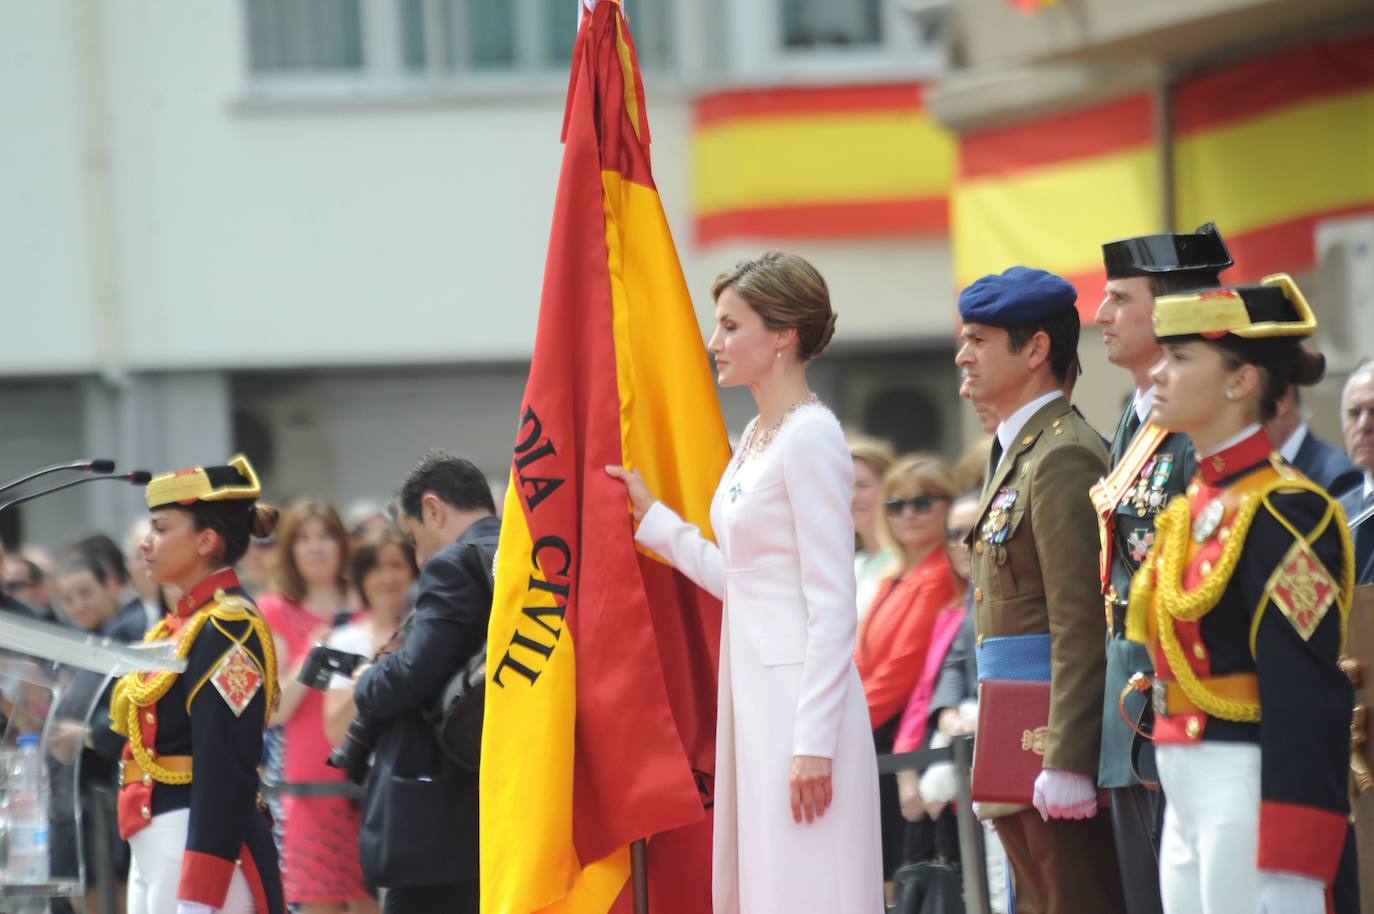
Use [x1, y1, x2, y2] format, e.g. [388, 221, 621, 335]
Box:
[711, 251, 837, 361]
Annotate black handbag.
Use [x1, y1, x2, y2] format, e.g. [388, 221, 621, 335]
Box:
[426, 540, 496, 772]
[891, 859, 965, 914]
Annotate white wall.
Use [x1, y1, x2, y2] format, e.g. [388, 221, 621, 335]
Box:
[1, 2, 960, 377]
[0, 1, 99, 376]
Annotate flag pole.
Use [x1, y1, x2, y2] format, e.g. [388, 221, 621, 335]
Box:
[631, 838, 649, 914]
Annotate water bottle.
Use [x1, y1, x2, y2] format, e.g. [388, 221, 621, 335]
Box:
[3, 735, 49, 886]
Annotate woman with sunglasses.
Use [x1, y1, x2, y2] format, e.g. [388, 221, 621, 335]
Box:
[854, 455, 958, 892]
[1125, 275, 1356, 914]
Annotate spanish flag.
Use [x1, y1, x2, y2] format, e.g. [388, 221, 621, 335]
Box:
[692, 83, 954, 246]
[480, 3, 731, 913]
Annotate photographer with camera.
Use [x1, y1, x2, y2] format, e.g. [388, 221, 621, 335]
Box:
[344, 453, 498, 914]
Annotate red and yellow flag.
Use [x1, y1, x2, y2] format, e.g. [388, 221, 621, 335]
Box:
[951, 93, 1161, 318]
[480, 3, 731, 913]
[1172, 31, 1374, 279]
[692, 83, 955, 246]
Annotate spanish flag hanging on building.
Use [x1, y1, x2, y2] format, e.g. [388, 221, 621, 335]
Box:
[480, 2, 731, 913]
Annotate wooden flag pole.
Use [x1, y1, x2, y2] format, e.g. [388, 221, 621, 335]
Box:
[631, 838, 649, 914]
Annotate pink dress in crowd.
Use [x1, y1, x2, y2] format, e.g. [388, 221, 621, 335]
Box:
[893, 600, 968, 754]
[258, 594, 371, 904]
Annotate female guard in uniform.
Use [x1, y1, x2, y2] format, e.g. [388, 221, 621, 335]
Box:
[111, 455, 286, 914]
[1125, 275, 1357, 914]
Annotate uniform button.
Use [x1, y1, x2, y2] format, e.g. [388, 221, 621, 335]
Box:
[1185, 718, 1201, 740]
[1187, 483, 1199, 498]
[140, 805, 152, 821]
[976, 635, 985, 647]
[1021, 435, 1033, 446]
[1218, 527, 1230, 544]
[1200, 560, 1213, 577]
[974, 587, 984, 602]
[144, 711, 155, 725]
[142, 774, 153, 788]
[975, 542, 985, 555]
[1192, 643, 1207, 661]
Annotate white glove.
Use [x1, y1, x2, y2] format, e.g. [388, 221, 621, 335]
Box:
[177, 902, 215, 914]
[1257, 873, 1325, 914]
[919, 761, 958, 819]
[1031, 769, 1097, 821]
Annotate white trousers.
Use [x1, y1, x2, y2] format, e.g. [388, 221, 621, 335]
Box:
[127, 809, 255, 914]
[1156, 742, 1262, 914]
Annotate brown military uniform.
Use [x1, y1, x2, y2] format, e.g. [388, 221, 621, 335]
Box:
[971, 396, 1126, 914]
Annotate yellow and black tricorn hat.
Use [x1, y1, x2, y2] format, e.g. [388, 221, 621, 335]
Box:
[146, 454, 261, 509]
[1153, 273, 1317, 341]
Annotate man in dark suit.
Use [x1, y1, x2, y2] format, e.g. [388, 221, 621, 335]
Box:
[1340, 359, 1374, 584]
[352, 452, 499, 914]
[1266, 388, 1361, 496]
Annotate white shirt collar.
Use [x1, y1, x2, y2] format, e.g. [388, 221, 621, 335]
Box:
[996, 391, 1064, 466]
[1199, 423, 1262, 459]
[1277, 423, 1309, 464]
[1133, 386, 1156, 424]
[1364, 472, 1374, 501]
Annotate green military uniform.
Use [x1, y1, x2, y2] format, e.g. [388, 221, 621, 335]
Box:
[1097, 413, 1195, 787]
[1092, 223, 1232, 914]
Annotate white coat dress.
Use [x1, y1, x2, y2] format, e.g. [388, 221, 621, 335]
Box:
[636, 403, 883, 914]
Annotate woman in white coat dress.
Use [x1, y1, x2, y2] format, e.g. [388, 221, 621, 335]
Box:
[608, 252, 883, 914]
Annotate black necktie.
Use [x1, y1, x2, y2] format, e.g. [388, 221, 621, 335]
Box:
[988, 437, 1004, 484]
[1113, 406, 1142, 465]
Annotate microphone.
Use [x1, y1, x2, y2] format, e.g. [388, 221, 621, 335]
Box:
[0, 470, 152, 514]
[0, 459, 117, 497]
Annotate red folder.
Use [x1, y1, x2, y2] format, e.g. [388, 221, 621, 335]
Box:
[971, 679, 1110, 808]
[971, 679, 1050, 804]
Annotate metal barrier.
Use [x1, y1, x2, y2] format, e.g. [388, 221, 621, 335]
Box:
[876, 736, 992, 914]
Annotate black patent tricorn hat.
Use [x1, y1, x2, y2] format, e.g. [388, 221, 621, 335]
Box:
[1102, 222, 1233, 279]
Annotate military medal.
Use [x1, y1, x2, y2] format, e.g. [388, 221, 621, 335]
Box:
[1128, 528, 1155, 563]
[981, 487, 1018, 545]
[1192, 498, 1225, 543]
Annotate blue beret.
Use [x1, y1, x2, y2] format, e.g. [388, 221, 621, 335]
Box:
[957, 266, 1078, 327]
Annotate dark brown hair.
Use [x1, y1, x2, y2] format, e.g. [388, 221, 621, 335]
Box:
[350, 526, 416, 609]
[271, 499, 350, 603]
[179, 501, 279, 568]
[1211, 337, 1326, 422]
[711, 251, 837, 361]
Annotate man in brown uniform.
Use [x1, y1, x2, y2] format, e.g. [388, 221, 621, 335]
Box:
[955, 266, 1125, 914]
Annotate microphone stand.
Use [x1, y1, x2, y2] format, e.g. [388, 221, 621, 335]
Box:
[0, 471, 152, 514]
[0, 459, 117, 497]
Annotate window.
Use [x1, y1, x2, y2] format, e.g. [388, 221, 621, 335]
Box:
[781, 0, 882, 50]
[246, 0, 364, 73]
[717, 0, 947, 80]
[244, 0, 674, 90]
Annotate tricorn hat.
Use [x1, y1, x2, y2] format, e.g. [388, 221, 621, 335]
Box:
[1152, 274, 1316, 341]
[1102, 223, 1233, 280]
[146, 454, 262, 509]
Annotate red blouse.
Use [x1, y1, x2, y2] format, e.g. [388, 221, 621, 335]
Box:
[855, 546, 957, 729]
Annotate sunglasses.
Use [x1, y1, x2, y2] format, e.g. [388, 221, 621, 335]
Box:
[945, 526, 972, 545]
[884, 495, 950, 517]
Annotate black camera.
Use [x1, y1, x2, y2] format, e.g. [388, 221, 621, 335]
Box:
[328, 715, 380, 785]
[297, 645, 377, 783]
[297, 645, 367, 691]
